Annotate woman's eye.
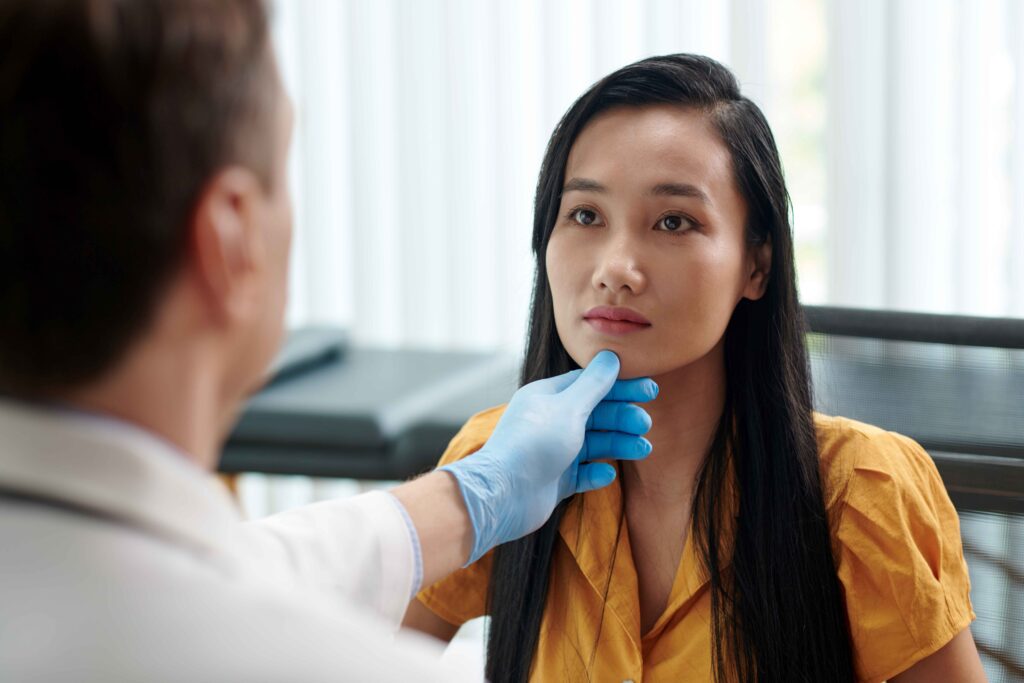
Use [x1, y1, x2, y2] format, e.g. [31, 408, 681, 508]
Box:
[572, 208, 599, 226]
[657, 214, 692, 232]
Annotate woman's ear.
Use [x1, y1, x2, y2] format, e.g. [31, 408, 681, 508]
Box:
[742, 236, 772, 301]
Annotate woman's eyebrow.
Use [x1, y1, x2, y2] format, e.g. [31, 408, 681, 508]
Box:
[562, 177, 710, 204]
[562, 177, 606, 194]
[649, 182, 710, 203]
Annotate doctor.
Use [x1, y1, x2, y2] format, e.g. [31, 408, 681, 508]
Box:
[0, 0, 656, 680]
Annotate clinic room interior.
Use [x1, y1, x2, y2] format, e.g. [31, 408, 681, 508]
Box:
[249, 2, 1023, 678]
[1, 0, 1022, 681]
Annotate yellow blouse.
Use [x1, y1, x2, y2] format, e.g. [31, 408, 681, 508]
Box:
[417, 406, 975, 683]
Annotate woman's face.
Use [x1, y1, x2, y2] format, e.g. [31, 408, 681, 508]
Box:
[546, 104, 770, 379]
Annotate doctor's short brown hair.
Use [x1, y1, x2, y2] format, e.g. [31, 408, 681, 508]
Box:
[0, 0, 274, 397]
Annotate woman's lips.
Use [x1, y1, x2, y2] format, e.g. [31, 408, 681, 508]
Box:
[583, 306, 652, 335]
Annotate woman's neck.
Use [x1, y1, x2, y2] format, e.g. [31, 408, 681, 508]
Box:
[621, 340, 726, 507]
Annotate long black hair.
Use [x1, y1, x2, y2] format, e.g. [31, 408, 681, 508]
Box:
[485, 54, 855, 682]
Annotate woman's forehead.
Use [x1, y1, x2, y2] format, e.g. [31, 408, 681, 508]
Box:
[564, 104, 737, 200]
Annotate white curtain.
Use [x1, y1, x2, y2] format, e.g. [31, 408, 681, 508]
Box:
[828, 0, 1024, 316]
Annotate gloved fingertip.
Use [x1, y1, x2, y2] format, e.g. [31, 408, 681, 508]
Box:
[638, 409, 653, 434]
[613, 439, 652, 460]
[622, 406, 652, 436]
[577, 462, 616, 493]
[590, 349, 620, 373]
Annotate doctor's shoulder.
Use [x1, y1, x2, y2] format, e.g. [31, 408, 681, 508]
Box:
[812, 413, 976, 682]
[0, 542, 465, 683]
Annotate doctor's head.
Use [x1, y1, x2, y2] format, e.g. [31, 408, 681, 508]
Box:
[0, 0, 292, 409]
[523, 55, 794, 385]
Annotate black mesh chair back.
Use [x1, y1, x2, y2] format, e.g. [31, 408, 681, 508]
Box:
[805, 306, 1024, 683]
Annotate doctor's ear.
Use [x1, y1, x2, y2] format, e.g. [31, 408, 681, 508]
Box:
[189, 167, 267, 323]
[742, 235, 772, 302]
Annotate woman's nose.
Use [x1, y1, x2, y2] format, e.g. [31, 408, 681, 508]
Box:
[591, 236, 647, 296]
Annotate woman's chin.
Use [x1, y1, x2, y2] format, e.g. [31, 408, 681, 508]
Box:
[570, 345, 661, 380]
[615, 358, 658, 380]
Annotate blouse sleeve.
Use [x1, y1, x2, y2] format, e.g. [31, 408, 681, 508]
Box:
[414, 405, 506, 627]
[831, 425, 975, 682]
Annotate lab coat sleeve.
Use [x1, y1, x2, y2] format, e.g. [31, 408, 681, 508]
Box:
[238, 490, 419, 630]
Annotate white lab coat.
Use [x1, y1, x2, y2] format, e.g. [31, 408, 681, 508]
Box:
[0, 399, 474, 682]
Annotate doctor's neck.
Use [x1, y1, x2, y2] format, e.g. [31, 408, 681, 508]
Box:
[61, 283, 246, 471]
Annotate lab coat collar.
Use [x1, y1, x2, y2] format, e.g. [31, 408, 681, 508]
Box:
[0, 398, 241, 559]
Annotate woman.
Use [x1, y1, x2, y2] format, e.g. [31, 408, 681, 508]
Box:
[403, 54, 985, 683]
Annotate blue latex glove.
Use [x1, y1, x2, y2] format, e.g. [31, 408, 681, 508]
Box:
[441, 350, 657, 564]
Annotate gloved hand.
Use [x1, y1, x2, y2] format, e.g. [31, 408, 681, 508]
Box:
[441, 350, 657, 564]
